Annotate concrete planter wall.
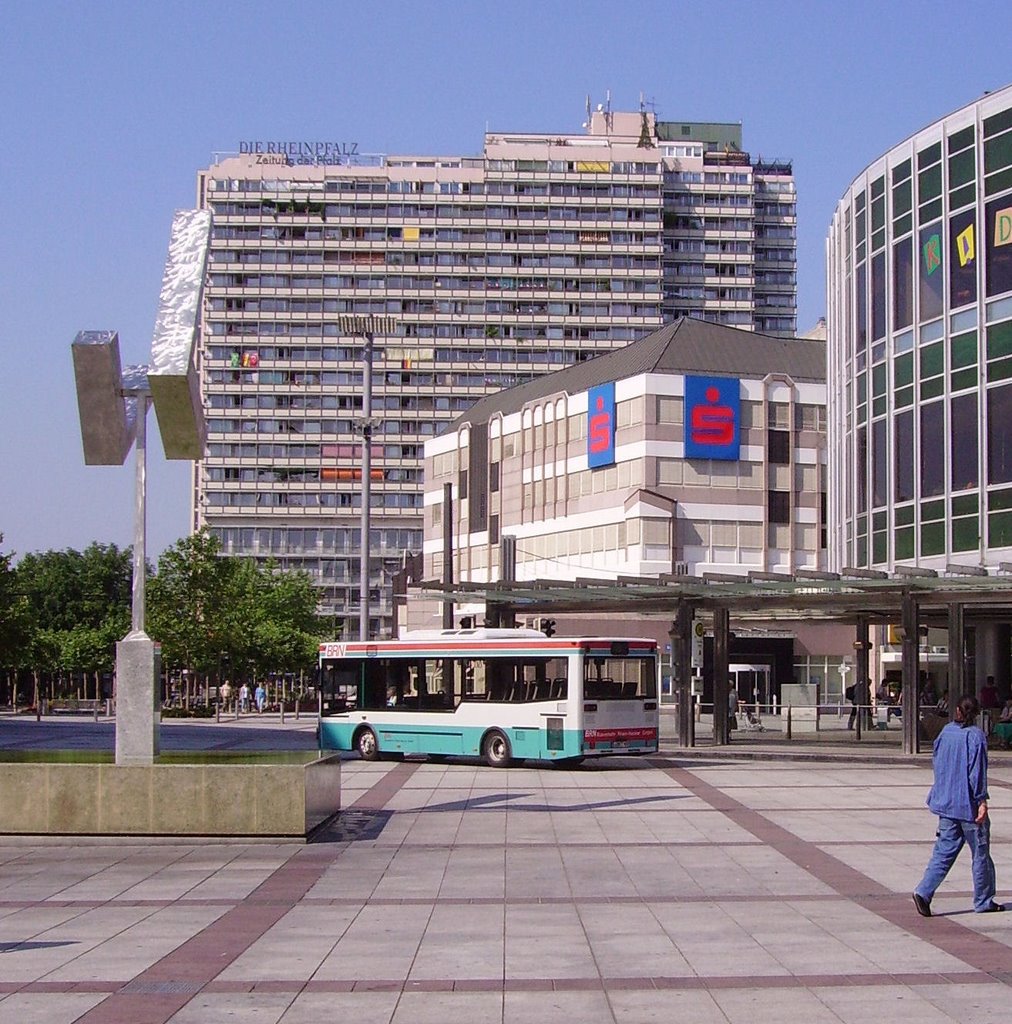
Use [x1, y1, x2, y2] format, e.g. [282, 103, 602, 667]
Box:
[0, 754, 341, 840]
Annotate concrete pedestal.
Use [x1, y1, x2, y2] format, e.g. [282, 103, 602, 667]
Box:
[115, 631, 160, 765]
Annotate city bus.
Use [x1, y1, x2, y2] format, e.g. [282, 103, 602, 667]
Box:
[317, 628, 659, 767]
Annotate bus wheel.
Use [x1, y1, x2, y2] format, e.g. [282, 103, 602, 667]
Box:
[483, 730, 513, 768]
[355, 727, 379, 761]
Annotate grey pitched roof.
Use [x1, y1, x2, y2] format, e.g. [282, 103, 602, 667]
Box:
[448, 317, 826, 429]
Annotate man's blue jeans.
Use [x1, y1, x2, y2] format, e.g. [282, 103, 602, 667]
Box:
[915, 816, 996, 912]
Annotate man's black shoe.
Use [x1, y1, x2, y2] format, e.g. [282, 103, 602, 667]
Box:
[912, 893, 932, 917]
[979, 902, 1005, 913]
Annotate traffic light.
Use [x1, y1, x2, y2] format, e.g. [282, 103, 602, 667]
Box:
[541, 618, 556, 637]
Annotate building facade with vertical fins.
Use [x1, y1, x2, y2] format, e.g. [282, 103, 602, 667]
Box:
[826, 84, 1012, 572]
[195, 104, 796, 638]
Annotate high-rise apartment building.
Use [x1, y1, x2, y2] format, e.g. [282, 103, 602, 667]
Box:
[195, 104, 796, 637]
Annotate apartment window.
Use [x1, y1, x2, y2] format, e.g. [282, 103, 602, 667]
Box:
[768, 429, 790, 464]
[768, 490, 790, 524]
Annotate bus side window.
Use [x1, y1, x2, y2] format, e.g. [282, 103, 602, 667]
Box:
[362, 660, 389, 711]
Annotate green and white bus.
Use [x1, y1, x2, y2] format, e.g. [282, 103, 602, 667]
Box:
[318, 628, 659, 767]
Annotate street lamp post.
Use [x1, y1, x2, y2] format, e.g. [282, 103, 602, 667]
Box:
[339, 315, 399, 640]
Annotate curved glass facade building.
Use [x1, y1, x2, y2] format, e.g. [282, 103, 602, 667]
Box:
[827, 84, 1012, 570]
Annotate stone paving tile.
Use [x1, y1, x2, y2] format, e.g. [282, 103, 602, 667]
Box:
[910, 981, 1010, 1024]
[1, 742, 1010, 1021]
[164, 989, 294, 1023]
[392, 989, 503, 1024]
[503, 904, 599, 980]
[408, 903, 504, 980]
[503, 988, 612, 1024]
[277, 990, 401, 1023]
[217, 904, 358, 981]
[808, 983, 966, 1023]
[610, 987, 730, 1024]
[312, 903, 433, 981]
[0, 991, 108, 1024]
[45, 904, 229, 983]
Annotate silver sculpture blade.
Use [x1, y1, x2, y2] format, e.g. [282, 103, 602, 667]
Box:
[72, 331, 136, 465]
[148, 208, 211, 459]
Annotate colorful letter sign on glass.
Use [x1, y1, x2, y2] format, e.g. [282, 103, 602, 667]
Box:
[684, 375, 740, 461]
[923, 233, 942, 274]
[587, 382, 616, 468]
[996, 206, 1012, 248]
[956, 223, 975, 267]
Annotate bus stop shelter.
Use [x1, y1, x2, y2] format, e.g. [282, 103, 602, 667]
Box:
[413, 566, 1012, 754]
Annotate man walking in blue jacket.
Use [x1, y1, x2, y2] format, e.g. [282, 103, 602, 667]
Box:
[913, 694, 1003, 916]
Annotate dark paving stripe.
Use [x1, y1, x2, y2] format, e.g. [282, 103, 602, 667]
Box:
[11, 971, 1000, 996]
[72, 761, 420, 1024]
[659, 762, 1012, 985]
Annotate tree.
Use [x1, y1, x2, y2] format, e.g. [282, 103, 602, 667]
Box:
[148, 530, 324, 688]
[15, 543, 131, 635]
[0, 534, 31, 691]
[147, 530, 231, 678]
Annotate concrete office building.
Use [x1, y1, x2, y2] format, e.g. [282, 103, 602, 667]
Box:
[827, 84, 1012, 572]
[196, 104, 796, 637]
[420, 318, 845, 699]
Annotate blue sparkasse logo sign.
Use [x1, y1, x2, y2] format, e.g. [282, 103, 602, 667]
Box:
[684, 375, 740, 461]
[587, 382, 616, 468]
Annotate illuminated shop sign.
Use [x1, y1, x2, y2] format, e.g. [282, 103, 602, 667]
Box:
[587, 381, 616, 468]
[238, 140, 360, 166]
[684, 375, 740, 461]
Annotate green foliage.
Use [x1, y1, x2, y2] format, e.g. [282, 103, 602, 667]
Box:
[1, 530, 324, 682]
[0, 534, 31, 667]
[11, 542, 132, 675]
[148, 529, 323, 680]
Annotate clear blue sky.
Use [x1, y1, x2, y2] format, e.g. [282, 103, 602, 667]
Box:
[1, 0, 1008, 562]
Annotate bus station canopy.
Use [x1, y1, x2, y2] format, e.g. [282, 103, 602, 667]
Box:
[413, 567, 1012, 626]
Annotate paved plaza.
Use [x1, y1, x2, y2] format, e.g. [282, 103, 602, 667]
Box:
[0, 718, 1009, 1022]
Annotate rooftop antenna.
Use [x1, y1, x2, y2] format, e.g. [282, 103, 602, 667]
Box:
[637, 90, 655, 149]
[605, 89, 613, 131]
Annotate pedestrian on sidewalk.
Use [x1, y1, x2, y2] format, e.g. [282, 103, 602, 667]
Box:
[847, 677, 870, 730]
[913, 694, 1004, 916]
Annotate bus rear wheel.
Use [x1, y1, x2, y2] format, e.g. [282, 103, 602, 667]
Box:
[483, 730, 513, 768]
[356, 727, 379, 761]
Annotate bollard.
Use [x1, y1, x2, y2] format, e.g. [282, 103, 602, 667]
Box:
[93, 701, 99, 723]
[296, 699, 300, 721]
[856, 705, 862, 740]
[280, 702, 286, 725]
[235, 700, 239, 721]
[216, 701, 221, 723]
[786, 705, 792, 740]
